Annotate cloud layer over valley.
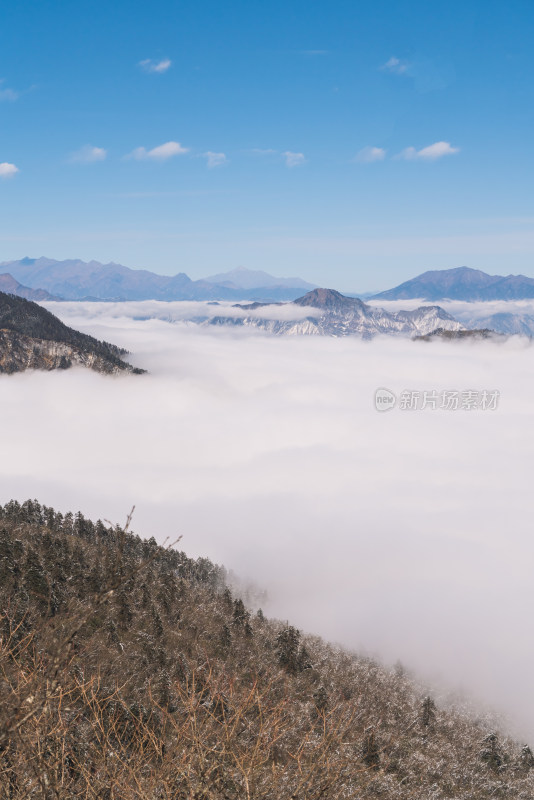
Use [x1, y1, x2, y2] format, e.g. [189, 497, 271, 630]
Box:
[42, 299, 323, 324]
[2, 302, 534, 738]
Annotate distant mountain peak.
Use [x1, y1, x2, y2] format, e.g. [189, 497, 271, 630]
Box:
[371, 266, 534, 301]
[205, 267, 316, 291]
[294, 288, 366, 309]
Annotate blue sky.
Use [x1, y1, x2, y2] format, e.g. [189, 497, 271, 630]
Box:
[1, 0, 534, 291]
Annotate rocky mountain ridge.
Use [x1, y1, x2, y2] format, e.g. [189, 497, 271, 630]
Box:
[210, 288, 464, 338]
[414, 327, 505, 342]
[0, 291, 142, 375]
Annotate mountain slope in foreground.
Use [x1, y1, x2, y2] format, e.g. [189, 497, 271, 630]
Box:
[1, 498, 533, 799]
[211, 288, 464, 338]
[0, 291, 142, 374]
[372, 266, 534, 302]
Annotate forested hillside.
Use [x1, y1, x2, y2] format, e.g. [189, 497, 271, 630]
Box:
[0, 500, 532, 799]
[0, 292, 143, 374]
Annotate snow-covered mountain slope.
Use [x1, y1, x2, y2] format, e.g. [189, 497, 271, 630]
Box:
[208, 288, 464, 338]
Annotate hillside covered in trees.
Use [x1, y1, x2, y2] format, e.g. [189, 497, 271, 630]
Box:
[0, 292, 143, 374]
[1, 499, 532, 799]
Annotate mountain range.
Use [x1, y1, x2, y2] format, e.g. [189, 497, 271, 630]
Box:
[0, 258, 316, 302]
[372, 266, 534, 301]
[4, 258, 534, 308]
[3, 257, 534, 337]
[210, 288, 464, 338]
[0, 291, 142, 374]
[0, 284, 499, 377]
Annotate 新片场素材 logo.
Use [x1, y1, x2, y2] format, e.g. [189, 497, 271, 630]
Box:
[374, 387, 397, 412]
[373, 388, 500, 412]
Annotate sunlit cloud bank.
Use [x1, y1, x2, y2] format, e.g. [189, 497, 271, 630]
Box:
[2, 302, 534, 738]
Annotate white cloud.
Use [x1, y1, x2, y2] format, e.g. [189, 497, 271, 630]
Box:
[69, 145, 107, 164]
[127, 141, 189, 161]
[249, 149, 306, 167]
[249, 148, 278, 156]
[139, 58, 172, 74]
[0, 79, 18, 101]
[381, 56, 409, 74]
[354, 146, 386, 163]
[202, 151, 228, 168]
[282, 151, 306, 167]
[42, 299, 320, 324]
[0, 87, 18, 101]
[0, 162, 19, 179]
[398, 141, 460, 161]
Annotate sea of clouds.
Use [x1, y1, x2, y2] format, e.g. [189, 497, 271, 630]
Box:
[366, 297, 534, 316]
[2, 300, 534, 738]
[367, 296, 534, 328]
[48, 299, 322, 325]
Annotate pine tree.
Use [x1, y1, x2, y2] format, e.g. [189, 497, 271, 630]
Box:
[520, 745, 534, 772]
[219, 624, 232, 652]
[140, 582, 151, 609]
[116, 588, 132, 630]
[151, 606, 164, 638]
[23, 549, 49, 610]
[221, 587, 233, 612]
[232, 598, 248, 627]
[481, 733, 503, 772]
[275, 628, 312, 673]
[421, 696, 437, 728]
[62, 512, 74, 535]
[313, 686, 328, 715]
[362, 729, 380, 770]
